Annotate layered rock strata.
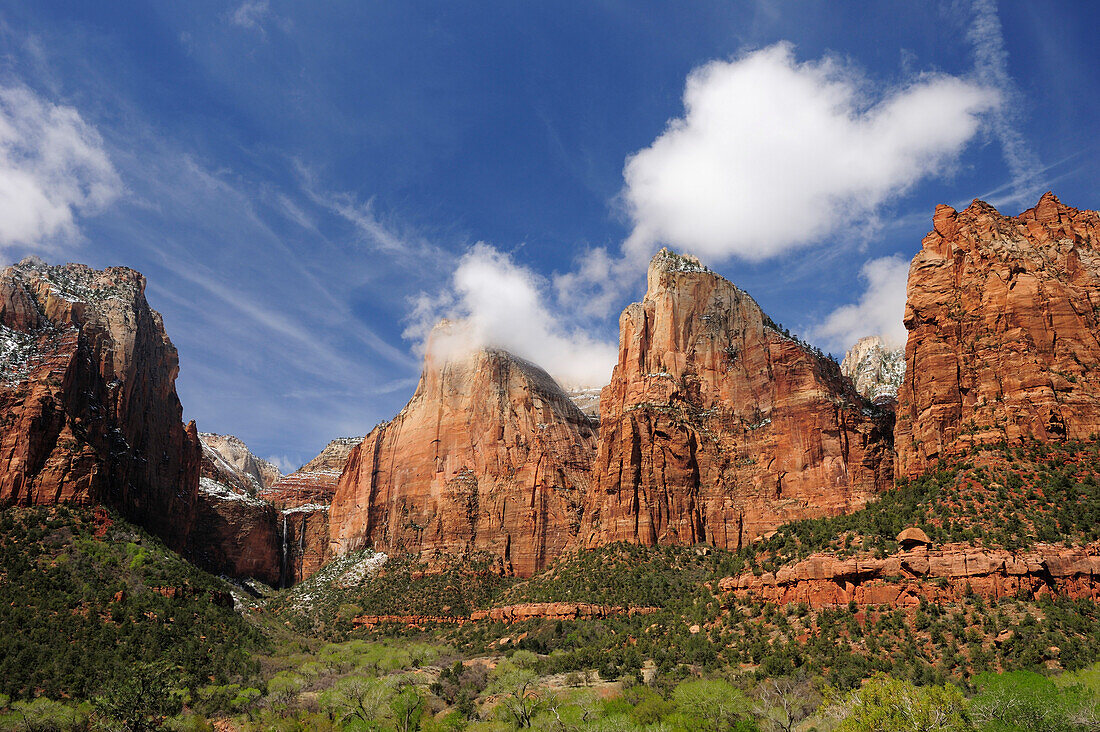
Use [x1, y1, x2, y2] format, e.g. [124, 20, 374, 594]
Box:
[896, 193, 1100, 477]
[328, 339, 598, 577]
[351, 603, 659, 628]
[0, 259, 200, 551]
[583, 250, 894, 550]
[840, 336, 904, 405]
[199, 432, 281, 492]
[720, 542, 1100, 608]
[260, 437, 360, 509]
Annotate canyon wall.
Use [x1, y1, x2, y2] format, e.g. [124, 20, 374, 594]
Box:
[0, 259, 201, 551]
[582, 250, 894, 550]
[896, 193, 1100, 477]
[328, 338, 597, 577]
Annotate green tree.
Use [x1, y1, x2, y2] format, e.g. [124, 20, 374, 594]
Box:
[319, 675, 393, 730]
[672, 678, 752, 732]
[391, 682, 424, 732]
[822, 674, 971, 732]
[93, 663, 183, 732]
[971, 670, 1100, 732]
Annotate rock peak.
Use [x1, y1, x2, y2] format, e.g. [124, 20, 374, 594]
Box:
[897, 192, 1100, 476]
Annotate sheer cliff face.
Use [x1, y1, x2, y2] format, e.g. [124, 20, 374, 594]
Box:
[328, 343, 598, 577]
[583, 250, 894, 550]
[0, 259, 201, 551]
[896, 193, 1100, 477]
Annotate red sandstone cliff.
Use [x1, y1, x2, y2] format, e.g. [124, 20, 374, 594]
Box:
[258, 437, 360, 584]
[582, 250, 894, 550]
[261, 436, 359, 509]
[0, 258, 201, 551]
[895, 193, 1100, 477]
[328, 336, 598, 577]
[720, 542, 1100, 608]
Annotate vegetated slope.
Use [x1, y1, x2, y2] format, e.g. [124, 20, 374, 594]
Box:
[0, 507, 267, 700]
[285, 441, 1100, 688]
[267, 550, 513, 638]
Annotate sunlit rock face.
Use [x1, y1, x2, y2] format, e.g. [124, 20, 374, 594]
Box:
[199, 432, 281, 493]
[0, 259, 201, 552]
[582, 249, 894, 550]
[896, 193, 1100, 477]
[841, 336, 905, 405]
[329, 333, 598, 577]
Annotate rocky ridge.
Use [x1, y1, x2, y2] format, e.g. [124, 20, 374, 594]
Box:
[328, 331, 598, 577]
[896, 193, 1100, 477]
[720, 542, 1100, 608]
[199, 432, 281, 493]
[581, 249, 895, 550]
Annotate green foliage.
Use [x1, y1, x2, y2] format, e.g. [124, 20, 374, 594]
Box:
[823, 673, 972, 731]
[0, 507, 266, 700]
[92, 662, 183, 732]
[671, 679, 754, 732]
[971, 670, 1100, 731]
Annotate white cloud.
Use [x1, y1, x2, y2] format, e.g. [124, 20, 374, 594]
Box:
[967, 0, 1043, 203]
[231, 0, 270, 30]
[621, 43, 1000, 263]
[404, 243, 617, 389]
[813, 255, 910, 352]
[0, 84, 121, 250]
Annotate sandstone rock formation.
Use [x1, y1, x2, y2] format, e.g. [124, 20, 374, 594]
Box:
[260, 436, 360, 509]
[281, 506, 330, 586]
[566, 388, 602, 422]
[199, 432, 281, 493]
[190, 477, 281, 585]
[259, 437, 361, 585]
[329, 335, 598, 577]
[720, 542, 1100, 607]
[583, 250, 894, 550]
[350, 603, 658, 628]
[896, 193, 1100, 477]
[840, 336, 904, 405]
[0, 259, 201, 551]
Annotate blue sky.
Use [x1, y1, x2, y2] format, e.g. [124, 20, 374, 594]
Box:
[0, 1, 1096, 470]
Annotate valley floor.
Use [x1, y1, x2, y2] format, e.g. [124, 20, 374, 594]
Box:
[3, 439, 1100, 730]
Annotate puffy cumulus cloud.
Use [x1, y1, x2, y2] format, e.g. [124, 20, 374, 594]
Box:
[404, 243, 617, 389]
[621, 43, 1000, 262]
[814, 255, 910, 352]
[0, 84, 122, 250]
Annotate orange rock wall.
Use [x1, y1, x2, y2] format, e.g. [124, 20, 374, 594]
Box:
[721, 543, 1100, 608]
[329, 346, 597, 577]
[896, 193, 1100, 476]
[583, 251, 894, 550]
[0, 261, 201, 552]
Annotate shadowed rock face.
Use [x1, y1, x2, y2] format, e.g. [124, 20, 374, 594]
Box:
[896, 193, 1100, 477]
[328, 340, 598, 577]
[0, 259, 201, 552]
[582, 249, 894, 550]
